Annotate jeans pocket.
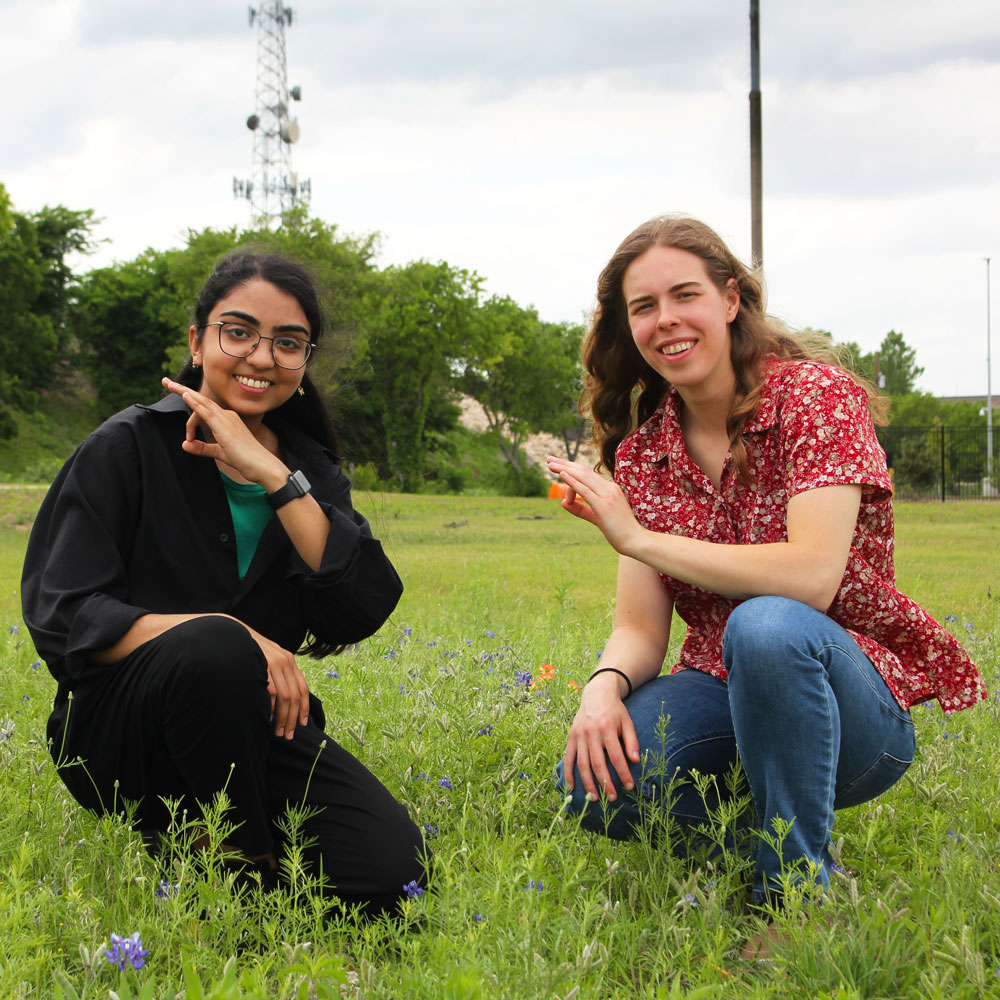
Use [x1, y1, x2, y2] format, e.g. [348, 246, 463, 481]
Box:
[835, 749, 912, 810]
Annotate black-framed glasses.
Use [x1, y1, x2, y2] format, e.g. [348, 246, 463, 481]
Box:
[200, 322, 317, 371]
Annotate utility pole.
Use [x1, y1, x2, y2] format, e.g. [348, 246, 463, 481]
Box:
[749, 0, 762, 268]
[233, 2, 311, 227]
[986, 256, 994, 481]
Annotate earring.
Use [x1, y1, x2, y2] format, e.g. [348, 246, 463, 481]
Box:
[297, 386, 306, 397]
[192, 360, 201, 368]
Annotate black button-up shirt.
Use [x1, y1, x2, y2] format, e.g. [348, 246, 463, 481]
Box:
[21, 394, 403, 696]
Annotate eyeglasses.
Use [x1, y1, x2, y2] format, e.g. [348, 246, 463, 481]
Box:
[200, 322, 317, 371]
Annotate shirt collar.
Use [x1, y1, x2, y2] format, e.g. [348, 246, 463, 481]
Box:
[136, 393, 191, 416]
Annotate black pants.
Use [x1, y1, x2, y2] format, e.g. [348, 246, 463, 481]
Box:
[48, 617, 427, 915]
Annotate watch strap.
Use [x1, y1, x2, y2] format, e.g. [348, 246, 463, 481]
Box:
[266, 469, 311, 510]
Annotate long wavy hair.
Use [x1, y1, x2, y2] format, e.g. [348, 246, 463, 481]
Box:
[582, 216, 886, 479]
[176, 251, 344, 657]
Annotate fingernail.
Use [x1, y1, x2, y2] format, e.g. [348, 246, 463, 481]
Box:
[276, 727, 284, 738]
[586, 792, 597, 802]
[624, 782, 634, 791]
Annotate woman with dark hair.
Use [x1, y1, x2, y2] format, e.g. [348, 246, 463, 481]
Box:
[22, 252, 426, 914]
[546, 217, 983, 944]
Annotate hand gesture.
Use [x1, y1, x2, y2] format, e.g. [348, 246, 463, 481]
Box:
[546, 456, 643, 556]
[244, 625, 311, 739]
[564, 671, 641, 802]
[162, 378, 285, 487]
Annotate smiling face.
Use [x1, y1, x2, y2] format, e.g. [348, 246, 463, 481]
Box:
[188, 278, 311, 425]
[622, 245, 740, 402]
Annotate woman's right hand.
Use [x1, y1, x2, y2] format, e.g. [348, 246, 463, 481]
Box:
[563, 671, 641, 803]
[244, 625, 311, 740]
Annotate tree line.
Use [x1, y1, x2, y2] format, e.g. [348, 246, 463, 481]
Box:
[0, 184, 990, 494]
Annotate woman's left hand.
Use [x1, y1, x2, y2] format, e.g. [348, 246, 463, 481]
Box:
[162, 378, 286, 488]
[546, 456, 644, 556]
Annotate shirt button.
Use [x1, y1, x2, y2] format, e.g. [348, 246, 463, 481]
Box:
[220, 533, 229, 542]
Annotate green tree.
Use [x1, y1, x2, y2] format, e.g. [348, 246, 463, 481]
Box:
[873, 330, 924, 395]
[0, 186, 96, 436]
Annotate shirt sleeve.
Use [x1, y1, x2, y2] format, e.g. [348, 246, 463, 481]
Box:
[778, 366, 893, 503]
[20, 422, 152, 683]
[286, 461, 403, 647]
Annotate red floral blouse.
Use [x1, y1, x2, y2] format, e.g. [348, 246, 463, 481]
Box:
[614, 360, 986, 714]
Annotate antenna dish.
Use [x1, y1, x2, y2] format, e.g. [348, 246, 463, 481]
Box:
[280, 120, 300, 144]
[246, 114, 260, 131]
[290, 85, 302, 101]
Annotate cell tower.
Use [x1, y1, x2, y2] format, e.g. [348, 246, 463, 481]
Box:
[232, 2, 311, 227]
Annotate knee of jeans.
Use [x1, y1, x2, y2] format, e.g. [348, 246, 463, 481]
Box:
[723, 596, 804, 675]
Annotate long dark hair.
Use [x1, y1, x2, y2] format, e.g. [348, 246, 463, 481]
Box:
[177, 252, 340, 459]
[178, 251, 346, 657]
[582, 216, 886, 479]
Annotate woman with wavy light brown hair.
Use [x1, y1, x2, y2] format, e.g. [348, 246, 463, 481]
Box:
[546, 216, 982, 943]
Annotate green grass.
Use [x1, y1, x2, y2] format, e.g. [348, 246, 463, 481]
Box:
[1, 494, 999, 997]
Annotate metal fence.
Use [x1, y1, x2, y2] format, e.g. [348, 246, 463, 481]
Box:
[877, 426, 999, 501]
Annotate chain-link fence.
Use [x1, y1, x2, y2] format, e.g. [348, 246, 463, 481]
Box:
[877, 426, 999, 501]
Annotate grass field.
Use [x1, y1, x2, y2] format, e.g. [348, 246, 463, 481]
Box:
[1, 490, 998, 998]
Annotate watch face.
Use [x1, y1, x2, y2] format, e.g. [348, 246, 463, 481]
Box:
[290, 470, 311, 495]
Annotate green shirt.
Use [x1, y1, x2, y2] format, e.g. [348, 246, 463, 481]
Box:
[219, 472, 273, 579]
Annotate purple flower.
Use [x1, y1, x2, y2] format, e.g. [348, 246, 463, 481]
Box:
[439, 777, 454, 790]
[403, 626, 413, 637]
[473, 912, 486, 922]
[945, 614, 958, 623]
[402, 880, 423, 899]
[154, 880, 178, 899]
[464, 638, 472, 647]
[682, 893, 698, 908]
[477, 725, 494, 737]
[326, 670, 339, 678]
[8, 625, 19, 635]
[485, 631, 496, 638]
[423, 823, 439, 839]
[517, 772, 533, 780]
[399, 683, 408, 695]
[104, 932, 148, 971]
[525, 879, 544, 892]
[514, 671, 532, 688]
[412, 771, 428, 782]
[30, 661, 41, 671]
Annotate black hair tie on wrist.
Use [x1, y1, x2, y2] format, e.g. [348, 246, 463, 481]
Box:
[587, 666, 633, 697]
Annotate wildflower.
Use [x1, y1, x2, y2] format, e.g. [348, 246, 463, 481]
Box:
[154, 880, 179, 899]
[412, 771, 428, 782]
[426, 641, 438, 648]
[525, 880, 544, 892]
[325, 670, 339, 679]
[20, 694, 30, 702]
[831, 863, 846, 875]
[399, 683, 408, 695]
[515, 671, 533, 689]
[423, 823, 439, 839]
[403, 626, 413, 637]
[464, 638, 472, 647]
[384, 649, 398, 659]
[567, 680, 580, 691]
[531, 664, 556, 689]
[9, 625, 19, 635]
[945, 614, 958, 623]
[30, 661, 41, 671]
[485, 631, 496, 638]
[473, 912, 486, 922]
[517, 772, 533, 780]
[104, 932, 148, 971]
[439, 777, 454, 790]
[681, 893, 699, 908]
[964, 622, 975, 631]
[477, 725, 494, 737]
[402, 880, 423, 899]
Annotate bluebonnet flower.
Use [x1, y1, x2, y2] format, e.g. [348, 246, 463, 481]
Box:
[473, 912, 486, 922]
[514, 671, 533, 688]
[477, 725, 494, 737]
[485, 630, 496, 638]
[105, 932, 148, 971]
[426, 641, 438, 648]
[399, 683, 408, 695]
[9, 625, 19, 635]
[439, 777, 454, 790]
[326, 670, 339, 679]
[517, 772, 533, 780]
[965, 622, 975, 632]
[831, 863, 846, 875]
[402, 880, 423, 899]
[596, 648, 604, 659]
[945, 615, 958, 623]
[464, 638, 472, 647]
[384, 649, 398, 659]
[525, 880, 544, 892]
[154, 880, 178, 899]
[30, 661, 41, 671]
[412, 771, 428, 781]
[423, 823, 439, 839]
[403, 626, 413, 637]
[681, 893, 698, 908]
[21, 694, 30, 702]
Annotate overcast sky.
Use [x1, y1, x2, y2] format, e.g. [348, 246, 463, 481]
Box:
[3, 0, 998, 397]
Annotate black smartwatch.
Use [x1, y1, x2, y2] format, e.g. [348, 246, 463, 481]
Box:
[266, 469, 312, 510]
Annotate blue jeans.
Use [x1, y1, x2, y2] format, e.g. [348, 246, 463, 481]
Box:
[556, 597, 916, 902]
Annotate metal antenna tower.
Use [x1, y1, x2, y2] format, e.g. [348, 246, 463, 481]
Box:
[233, 2, 311, 227]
